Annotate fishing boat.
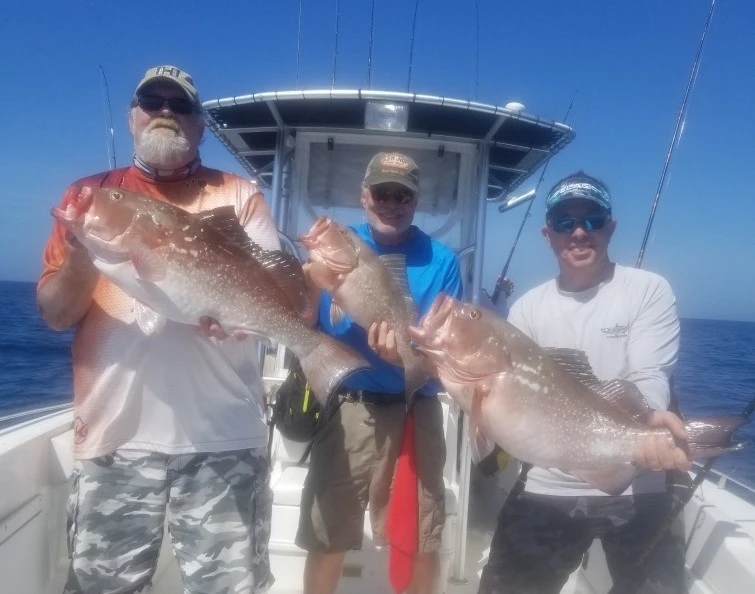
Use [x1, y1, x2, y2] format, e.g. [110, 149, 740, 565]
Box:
[1, 83, 753, 594]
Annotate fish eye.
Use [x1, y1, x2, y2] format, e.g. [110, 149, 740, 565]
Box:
[469, 309, 481, 320]
[338, 228, 347, 235]
[111, 191, 123, 201]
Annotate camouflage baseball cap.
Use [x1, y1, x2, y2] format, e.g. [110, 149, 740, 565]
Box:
[364, 152, 419, 193]
[134, 65, 200, 108]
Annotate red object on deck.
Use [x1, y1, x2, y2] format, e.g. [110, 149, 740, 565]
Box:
[387, 412, 418, 593]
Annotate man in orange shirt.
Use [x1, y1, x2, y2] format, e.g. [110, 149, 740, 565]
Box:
[38, 65, 277, 594]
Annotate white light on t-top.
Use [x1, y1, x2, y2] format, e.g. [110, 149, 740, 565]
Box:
[365, 101, 409, 132]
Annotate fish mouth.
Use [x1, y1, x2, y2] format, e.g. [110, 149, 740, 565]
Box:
[408, 294, 457, 361]
[300, 217, 359, 274]
[299, 216, 332, 248]
[51, 187, 95, 229]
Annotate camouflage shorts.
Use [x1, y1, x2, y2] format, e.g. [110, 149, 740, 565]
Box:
[63, 448, 273, 594]
[478, 491, 685, 594]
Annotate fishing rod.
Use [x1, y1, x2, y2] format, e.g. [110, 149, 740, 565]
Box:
[406, 0, 420, 92]
[636, 0, 716, 269]
[98, 65, 117, 170]
[607, 395, 754, 594]
[331, 0, 340, 89]
[610, 4, 725, 589]
[295, 0, 304, 88]
[490, 89, 579, 305]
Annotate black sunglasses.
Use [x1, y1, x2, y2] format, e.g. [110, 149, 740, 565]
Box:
[549, 213, 611, 234]
[136, 94, 197, 115]
[371, 186, 416, 205]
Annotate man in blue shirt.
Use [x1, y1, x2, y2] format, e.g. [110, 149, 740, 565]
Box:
[297, 152, 463, 594]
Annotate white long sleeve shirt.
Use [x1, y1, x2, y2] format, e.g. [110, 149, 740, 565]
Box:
[507, 264, 680, 496]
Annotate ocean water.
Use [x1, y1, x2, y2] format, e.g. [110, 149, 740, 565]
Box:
[1, 279, 754, 486]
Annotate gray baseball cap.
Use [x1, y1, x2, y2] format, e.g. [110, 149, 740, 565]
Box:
[134, 65, 200, 108]
[363, 152, 419, 193]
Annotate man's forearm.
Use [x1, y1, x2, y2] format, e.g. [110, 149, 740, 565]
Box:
[37, 259, 99, 330]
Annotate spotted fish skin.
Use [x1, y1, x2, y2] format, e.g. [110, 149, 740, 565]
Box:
[301, 216, 429, 406]
[408, 294, 747, 494]
[52, 187, 367, 404]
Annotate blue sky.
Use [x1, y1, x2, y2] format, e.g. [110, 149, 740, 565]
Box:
[1, 0, 753, 321]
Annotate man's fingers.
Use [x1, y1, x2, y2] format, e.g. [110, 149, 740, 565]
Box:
[199, 316, 229, 339]
[378, 321, 389, 349]
[649, 410, 688, 441]
[367, 322, 379, 351]
[386, 328, 397, 353]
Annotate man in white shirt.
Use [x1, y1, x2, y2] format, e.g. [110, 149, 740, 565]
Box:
[477, 172, 691, 594]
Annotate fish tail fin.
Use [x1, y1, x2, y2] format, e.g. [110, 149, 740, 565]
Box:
[403, 365, 428, 411]
[685, 415, 750, 458]
[400, 346, 429, 411]
[297, 335, 369, 407]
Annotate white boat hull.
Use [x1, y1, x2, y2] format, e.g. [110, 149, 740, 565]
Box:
[1, 406, 754, 594]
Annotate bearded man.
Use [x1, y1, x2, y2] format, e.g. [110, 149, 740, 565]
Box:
[38, 65, 278, 594]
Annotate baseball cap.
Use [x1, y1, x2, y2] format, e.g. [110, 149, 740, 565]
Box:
[134, 65, 200, 108]
[545, 172, 612, 213]
[363, 152, 419, 193]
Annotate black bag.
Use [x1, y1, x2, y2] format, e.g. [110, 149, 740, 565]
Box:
[270, 357, 322, 442]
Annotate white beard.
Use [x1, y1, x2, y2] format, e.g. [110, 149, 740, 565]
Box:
[134, 124, 193, 169]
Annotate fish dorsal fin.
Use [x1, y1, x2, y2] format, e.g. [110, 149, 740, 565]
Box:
[198, 206, 251, 253]
[330, 300, 348, 327]
[592, 380, 650, 423]
[378, 253, 417, 320]
[543, 347, 650, 422]
[198, 207, 312, 318]
[543, 347, 601, 387]
[252, 248, 312, 318]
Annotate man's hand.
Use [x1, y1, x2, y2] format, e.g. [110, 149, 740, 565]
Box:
[199, 317, 248, 341]
[64, 233, 97, 277]
[633, 410, 692, 472]
[500, 277, 515, 298]
[367, 320, 402, 365]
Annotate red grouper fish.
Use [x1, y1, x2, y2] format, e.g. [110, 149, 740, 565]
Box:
[52, 186, 368, 404]
[301, 216, 430, 408]
[408, 294, 749, 495]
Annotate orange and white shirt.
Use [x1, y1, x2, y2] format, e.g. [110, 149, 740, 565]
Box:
[39, 164, 280, 459]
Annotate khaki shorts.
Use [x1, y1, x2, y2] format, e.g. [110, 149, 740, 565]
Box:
[296, 397, 446, 554]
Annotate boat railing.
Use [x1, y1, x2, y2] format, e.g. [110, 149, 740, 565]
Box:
[0, 402, 73, 434]
[692, 461, 755, 505]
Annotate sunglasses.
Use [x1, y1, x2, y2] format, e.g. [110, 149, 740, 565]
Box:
[136, 94, 197, 115]
[549, 213, 611, 234]
[371, 187, 416, 205]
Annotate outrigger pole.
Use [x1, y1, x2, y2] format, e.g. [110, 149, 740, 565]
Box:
[636, 0, 716, 269]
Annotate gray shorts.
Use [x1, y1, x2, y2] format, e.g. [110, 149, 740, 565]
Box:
[63, 448, 273, 594]
[296, 397, 447, 554]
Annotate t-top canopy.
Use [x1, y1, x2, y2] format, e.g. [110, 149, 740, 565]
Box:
[202, 89, 574, 198]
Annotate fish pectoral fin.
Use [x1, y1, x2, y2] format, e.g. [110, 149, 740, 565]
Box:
[543, 347, 602, 389]
[329, 300, 348, 327]
[130, 247, 167, 282]
[468, 383, 490, 449]
[133, 300, 167, 335]
[573, 465, 637, 496]
[593, 380, 650, 422]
